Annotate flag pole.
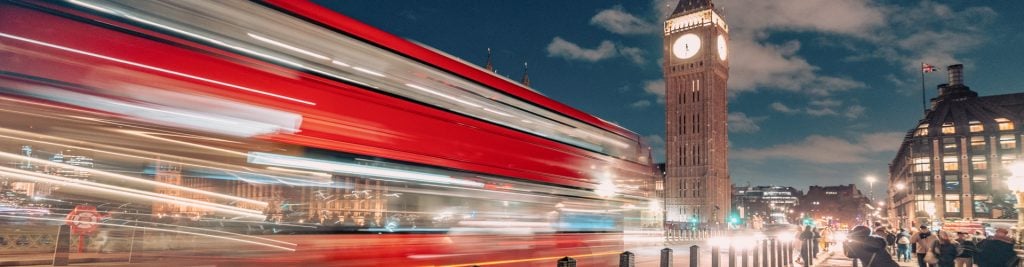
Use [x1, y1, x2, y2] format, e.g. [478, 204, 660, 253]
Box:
[921, 62, 926, 115]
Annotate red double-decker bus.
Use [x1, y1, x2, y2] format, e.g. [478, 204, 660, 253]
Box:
[0, 1, 660, 265]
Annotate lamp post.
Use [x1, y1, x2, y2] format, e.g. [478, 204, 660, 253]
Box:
[866, 176, 877, 227]
[866, 176, 877, 201]
[1004, 162, 1024, 249]
[894, 182, 907, 228]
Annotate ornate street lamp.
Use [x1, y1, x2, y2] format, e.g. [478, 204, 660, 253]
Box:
[1005, 161, 1024, 248]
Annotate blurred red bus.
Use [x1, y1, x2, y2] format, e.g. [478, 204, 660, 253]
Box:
[0, 0, 660, 265]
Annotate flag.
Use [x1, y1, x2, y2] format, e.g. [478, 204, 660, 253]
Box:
[922, 63, 937, 73]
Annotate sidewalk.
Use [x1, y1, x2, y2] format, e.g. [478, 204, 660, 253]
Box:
[819, 252, 917, 267]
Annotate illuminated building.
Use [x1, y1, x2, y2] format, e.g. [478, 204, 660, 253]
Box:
[889, 64, 1024, 225]
[733, 185, 802, 224]
[795, 184, 868, 226]
[663, 0, 732, 224]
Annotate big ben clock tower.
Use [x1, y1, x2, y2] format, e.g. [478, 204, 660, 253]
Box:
[662, 0, 730, 225]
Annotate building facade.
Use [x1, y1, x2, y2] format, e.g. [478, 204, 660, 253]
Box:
[733, 185, 802, 224]
[662, 0, 731, 224]
[889, 64, 1024, 226]
[796, 184, 869, 227]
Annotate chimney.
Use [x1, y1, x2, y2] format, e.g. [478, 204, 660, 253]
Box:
[947, 64, 963, 86]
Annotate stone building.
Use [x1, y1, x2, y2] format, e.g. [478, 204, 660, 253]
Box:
[889, 64, 1024, 226]
[662, 0, 732, 225]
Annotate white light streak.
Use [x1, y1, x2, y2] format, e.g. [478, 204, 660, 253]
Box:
[247, 152, 484, 188]
[352, 66, 386, 77]
[247, 33, 329, 60]
[0, 32, 314, 105]
[405, 83, 481, 108]
[0, 214, 295, 251]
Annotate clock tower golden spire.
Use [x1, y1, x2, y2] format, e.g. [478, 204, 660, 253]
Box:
[662, 0, 731, 226]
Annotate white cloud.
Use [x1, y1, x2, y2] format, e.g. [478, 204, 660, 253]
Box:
[590, 5, 656, 34]
[718, 0, 885, 37]
[630, 100, 652, 109]
[619, 47, 646, 65]
[771, 102, 799, 114]
[637, 79, 667, 105]
[809, 99, 842, 108]
[546, 37, 617, 62]
[545, 37, 645, 65]
[728, 112, 763, 133]
[732, 131, 904, 164]
[805, 107, 837, 117]
[844, 105, 866, 119]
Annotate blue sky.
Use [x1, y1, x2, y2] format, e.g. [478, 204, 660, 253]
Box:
[320, 0, 1024, 193]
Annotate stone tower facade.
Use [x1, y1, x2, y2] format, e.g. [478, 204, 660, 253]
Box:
[662, 0, 731, 225]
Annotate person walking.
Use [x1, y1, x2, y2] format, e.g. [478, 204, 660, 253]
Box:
[885, 228, 898, 258]
[799, 225, 816, 264]
[910, 225, 938, 267]
[821, 227, 833, 252]
[897, 228, 911, 262]
[954, 231, 977, 267]
[845, 225, 900, 267]
[976, 228, 1019, 267]
[933, 231, 958, 267]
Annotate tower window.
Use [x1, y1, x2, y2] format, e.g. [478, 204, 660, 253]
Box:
[969, 121, 984, 132]
[915, 124, 929, 136]
[941, 122, 955, 135]
[996, 118, 1014, 131]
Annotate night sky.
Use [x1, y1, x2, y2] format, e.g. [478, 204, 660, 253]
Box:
[319, 0, 1024, 194]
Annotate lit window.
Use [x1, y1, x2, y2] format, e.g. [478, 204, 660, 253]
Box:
[1000, 134, 1016, 150]
[1002, 154, 1017, 167]
[996, 118, 1014, 131]
[971, 155, 988, 170]
[969, 121, 984, 133]
[916, 124, 929, 136]
[945, 195, 961, 213]
[912, 157, 931, 172]
[942, 122, 955, 134]
[943, 156, 959, 171]
[970, 136, 987, 151]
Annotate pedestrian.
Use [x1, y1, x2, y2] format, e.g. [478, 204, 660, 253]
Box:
[976, 227, 1019, 267]
[799, 225, 815, 264]
[897, 228, 911, 262]
[910, 225, 938, 267]
[933, 231, 958, 267]
[885, 227, 898, 257]
[821, 227, 833, 252]
[955, 231, 977, 267]
[844, 225, 899, 267]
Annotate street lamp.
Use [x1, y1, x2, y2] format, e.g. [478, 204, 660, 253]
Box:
[866, 176, 877, 201]
[1004, 161, 1024, 248]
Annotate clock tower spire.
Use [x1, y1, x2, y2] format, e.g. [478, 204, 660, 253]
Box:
[662, 0, 730, 225]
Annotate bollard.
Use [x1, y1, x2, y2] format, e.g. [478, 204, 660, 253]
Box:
[770, 239, 778, 267]
[753, 240, 760, 267]
[660, 248, 673, 267]
[742, 247, 749, 267]
[619, 251, 635, 267]
[712, 245, 721, 267]
[761, 239, 769, 267]
[729, 245, 736, 267]
[53, 224, 72, 266]
[786, 239, 794, 263]
[557, 256, 577, 267]
[690, 245, 701, 267]
[775, 239, 783, 267]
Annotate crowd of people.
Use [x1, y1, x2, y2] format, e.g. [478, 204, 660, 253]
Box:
[840, 222, 1020, 267]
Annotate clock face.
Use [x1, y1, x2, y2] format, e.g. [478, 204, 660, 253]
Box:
[672, 34, 701, 60]
[717, 34, 727, 61]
